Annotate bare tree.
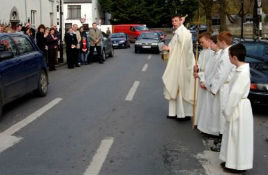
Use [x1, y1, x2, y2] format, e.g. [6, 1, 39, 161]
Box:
[199, 0, 214, 32]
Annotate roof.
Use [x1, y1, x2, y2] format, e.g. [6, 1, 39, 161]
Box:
[64, 0, 92, 3]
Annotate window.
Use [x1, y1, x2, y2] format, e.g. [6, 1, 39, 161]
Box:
[0, 37, 17, 57]
[67, 5, 81, 19]
[31, 10, 37, 27]
[12, 36, 34, 55]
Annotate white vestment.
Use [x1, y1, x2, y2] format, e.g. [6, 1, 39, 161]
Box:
[210, 46, 235, 134]
[194, 49, 214, 125]
[162, 25, 195, 118]
[197, 50, 222, 135]
[220, 63, 253, 170]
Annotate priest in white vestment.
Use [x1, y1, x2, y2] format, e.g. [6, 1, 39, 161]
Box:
[220, 44, 253, 171]
[162, 15, 195, 119]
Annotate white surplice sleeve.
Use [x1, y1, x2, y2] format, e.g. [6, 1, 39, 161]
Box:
[210, 52, 234, 94]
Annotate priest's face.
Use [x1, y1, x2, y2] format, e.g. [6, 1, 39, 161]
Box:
[172, 17, 181, 29]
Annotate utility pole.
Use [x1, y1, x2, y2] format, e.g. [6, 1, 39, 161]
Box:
[59, 0, 64, 63]
[257, 0, 262, 39]
[241, 0, 244, 39]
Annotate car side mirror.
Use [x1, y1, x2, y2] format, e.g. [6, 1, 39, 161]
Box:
[0, 51, 14, 61]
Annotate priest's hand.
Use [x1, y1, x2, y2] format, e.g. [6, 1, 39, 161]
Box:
[162, 45, 170, 51]
[200, 82, 206, 89]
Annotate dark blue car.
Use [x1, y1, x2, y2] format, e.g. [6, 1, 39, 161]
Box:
[241, 40, 268, 105]
[0, 33, 48, 117]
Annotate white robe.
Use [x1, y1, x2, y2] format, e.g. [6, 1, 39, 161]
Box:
[210, 47, 235, 134]
[220, 63, 253, 170]
[162, 25, 195, 118]
[194, 49, 214, 125]
[197, 50, 221, 135]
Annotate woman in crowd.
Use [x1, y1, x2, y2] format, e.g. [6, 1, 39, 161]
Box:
[46, 28, 58, 71]
[64, 28, 78, 69]
[36, 24, 46, 54]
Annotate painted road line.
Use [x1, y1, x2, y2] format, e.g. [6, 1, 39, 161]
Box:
[125, 81, 140, 101]
[148, 55, 152, 60]
[83, 137, 114, 175]
[142, 63, 148, 72]
[0, 134, 22, 153]
[3, 97, 63, 136]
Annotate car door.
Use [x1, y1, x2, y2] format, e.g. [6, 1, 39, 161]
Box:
[11, 36, 41, 93]
[0, 36, 25, 103]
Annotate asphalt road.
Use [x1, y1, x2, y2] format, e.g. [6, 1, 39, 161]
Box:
[0, 45, 267, 175]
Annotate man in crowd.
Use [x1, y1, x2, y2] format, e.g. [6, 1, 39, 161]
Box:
[162, 14, 195, 120]
[89, 22, 103, 64]
[73, 24, 81, 67]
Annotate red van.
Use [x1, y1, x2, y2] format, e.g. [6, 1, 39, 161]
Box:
[112, 24, 149, 42]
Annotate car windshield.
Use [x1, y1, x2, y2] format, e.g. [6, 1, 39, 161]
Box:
[135, 26, 149, 31]
[111, 33, 125, 38]
[243, 42, 268, 62]
[243, 42, 268, 75]
[139, 33, 159, 40]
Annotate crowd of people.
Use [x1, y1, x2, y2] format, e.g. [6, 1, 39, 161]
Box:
[162, 14, 253, 173]
[0, 22, 105, 71]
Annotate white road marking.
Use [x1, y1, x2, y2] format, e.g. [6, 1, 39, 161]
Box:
[83, 137, 114, 175]
[3, 98, 63, 136]
[148, 55, 152, 60]
[125, 81, 140, 101]
[142, 63, 148, 72]
[0, 98, 62, 154]
[0, 134, 22, 153]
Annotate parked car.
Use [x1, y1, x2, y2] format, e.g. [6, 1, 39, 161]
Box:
[150, 30, 166, 42]
[0, 33, 48, 117]
[135, 32, 163, 53]
[241, 40, 268, 105]
[112, 24, 149, 42]
[110, 32, 130, 48]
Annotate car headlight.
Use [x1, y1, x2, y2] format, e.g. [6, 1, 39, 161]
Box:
[135, 42, 142, 45]
[152, 43, 158, 46]
[119, 40, 126, 44]
[251, 83, 268, 91]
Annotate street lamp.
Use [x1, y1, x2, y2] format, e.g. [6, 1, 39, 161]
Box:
[58, 0, 64, 63]
[241, 0, 244, 40]
[257, 0, 262, 39]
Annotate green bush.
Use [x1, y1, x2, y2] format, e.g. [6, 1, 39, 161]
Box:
[264, 15, 268, 24]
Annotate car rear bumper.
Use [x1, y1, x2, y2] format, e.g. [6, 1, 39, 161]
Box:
[248, 90, 268, 105]
[135, 45, 159, 51]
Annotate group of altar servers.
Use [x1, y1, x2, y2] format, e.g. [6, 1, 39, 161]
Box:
[193, 31, 253, 171]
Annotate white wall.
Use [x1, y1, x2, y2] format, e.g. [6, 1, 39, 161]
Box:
[63, 3, 93, 28]
[0, 0, 56, 28]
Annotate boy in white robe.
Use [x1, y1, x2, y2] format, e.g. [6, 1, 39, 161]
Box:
[220, 43, 253, 171]
[193, 32, 213, 125]
[209, 31, 235, 151]
[197, 35, 222, 135]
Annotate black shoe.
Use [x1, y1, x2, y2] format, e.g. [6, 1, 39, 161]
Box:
[221, 163, 247, 173]
[167, 115, 176, 119]
[210, 142, 221, 152]
[76, 65, 80, 67]
[176, 116, 191, 121]
[99, 61, 104, 64]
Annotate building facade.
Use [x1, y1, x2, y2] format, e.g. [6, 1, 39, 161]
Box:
[63, 0, 103, 31]
[0, 0, 57, 29]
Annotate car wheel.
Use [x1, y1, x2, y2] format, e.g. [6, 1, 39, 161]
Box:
[35, 70, 48, 97]
[135, 49, 139, 53]
[102, 50, 106, 61]
[109, 48, 114, 57]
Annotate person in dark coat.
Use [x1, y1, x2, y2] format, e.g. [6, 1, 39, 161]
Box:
[36, 24, 46, 53]
[64, 28, 78, 69]
[46, 28, 58, 71]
